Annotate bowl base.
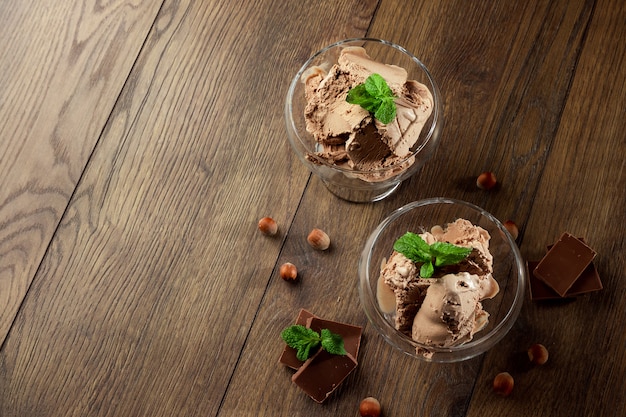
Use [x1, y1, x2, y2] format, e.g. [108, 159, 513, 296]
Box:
[322, 180, 401, 203]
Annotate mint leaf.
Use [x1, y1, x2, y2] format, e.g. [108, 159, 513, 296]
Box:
[364, 73, 394, 98]
[375, 98, 397, 124]
[420, 261, 435, 278]
[393, 232, 431, 263]
[392, 231, 472, 278]
[346, 84, 380, 113]
[281, 325, 347, 361]
[281, 325, 321, 361]
[280, 325, 318, 346]
[346, 73, 397, 124]
[320, 329, 347, 356]
[430, 242, 472, 267]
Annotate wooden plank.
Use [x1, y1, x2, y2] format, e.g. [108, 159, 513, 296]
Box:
[0, 1, 163, 346]
[221, 0, 597, 416]
[0, 0, 377, 416]
[2, 0, 623, 416]
[468, 0, 626, 416]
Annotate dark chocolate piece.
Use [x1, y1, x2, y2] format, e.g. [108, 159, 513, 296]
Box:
[527, 261, 561, 300]
[534, 233, 597, 297]
[565, 262, 602, 295]
[528, 259, 603, 300]
[545, 239, 603, 296]
[279, 310, 363, 402]
[291, 350, 358, 403]
[306, 317, 362, 360]
[278, 309, 317, 369]
[278, 310, 363, 371]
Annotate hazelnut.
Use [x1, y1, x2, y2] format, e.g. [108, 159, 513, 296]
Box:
[279, 262, 297, 281]
[477, 171, 497, 190]
[359, 397, 381, 417]
[503, 220, 519, 240]
[528, 343, 549, 365]
[307, 228, 330, 251]
[493, 372, 514, 396]
[258, 217, 278, 236]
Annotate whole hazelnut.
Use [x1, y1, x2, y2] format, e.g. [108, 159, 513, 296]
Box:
[279, 262, 297, 281]
[503, 220, 519, 240]
[307, 228, 330, 251]
[359, 397, 381, 417]
[493, 372, 514, 396]
[477, 171, 497, 190]
[528, 343, 549, 365]
[258, 217, 278, 236]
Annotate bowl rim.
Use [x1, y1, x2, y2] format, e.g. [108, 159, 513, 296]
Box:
[358, 197, 527, 362]
[284, 37, 443, 175]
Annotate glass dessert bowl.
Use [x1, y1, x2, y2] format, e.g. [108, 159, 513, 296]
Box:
[285, 38, 443, 203]
[358, 198, 526, 362]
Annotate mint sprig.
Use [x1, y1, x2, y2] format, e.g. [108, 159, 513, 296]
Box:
[280, 325, 347, 361]
[393, 232, 472, 278]
[346, 73, 397, 124]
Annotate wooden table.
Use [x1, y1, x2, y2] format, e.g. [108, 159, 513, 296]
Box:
[1, 1, 624, 416]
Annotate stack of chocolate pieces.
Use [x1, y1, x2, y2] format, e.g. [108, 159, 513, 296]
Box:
[527, 232, 602, 300]
[278, 309, 363, 403]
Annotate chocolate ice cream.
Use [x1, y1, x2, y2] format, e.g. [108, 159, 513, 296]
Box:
[379, 219, 499, 352]
[302, 46, 433, 181]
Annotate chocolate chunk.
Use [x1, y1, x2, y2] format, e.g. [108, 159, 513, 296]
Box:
[528, 235, 602, 301]
[291, 350, 358, 403]
[279, 310, 363, 370]
[528, 259, 603, 300]
[534, 233, 597, 297]
[547, 238, 603, 296]
[527, 261, 561, 300]
[279, 310, 363, 403]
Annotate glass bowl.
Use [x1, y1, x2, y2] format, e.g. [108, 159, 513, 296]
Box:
[358, 198, 526, 362]
[285, 38, 443, 203]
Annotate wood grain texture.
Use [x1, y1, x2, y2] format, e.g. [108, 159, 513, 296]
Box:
[0, 0, 163, 347]
[1, 0, 625, 416]
[223, 1, 602, 416]
[374, 0, 596, 226]
[469, 0, 626, 416]
[0, 0, 374, 416]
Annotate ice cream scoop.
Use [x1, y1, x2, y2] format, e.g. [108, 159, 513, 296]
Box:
[411, 272, 490, 347]
[378, 218, 499, 350]
[302, 46, 433, 181]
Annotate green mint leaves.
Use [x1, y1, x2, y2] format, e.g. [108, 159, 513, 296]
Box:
[393, 232, 472, 278]
[280, 325, 347, 361]
[346, 73, 397, 124]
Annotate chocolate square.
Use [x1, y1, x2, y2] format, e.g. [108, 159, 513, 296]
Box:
[534, 233, 597, 296]
[279, 310, 363, 370]
[546, 239, 603, 296]
[528, 260, 603, 300]
[279, 310, 363, 403]
[527, 261, 561, 300]
[291, 350, 358, 403]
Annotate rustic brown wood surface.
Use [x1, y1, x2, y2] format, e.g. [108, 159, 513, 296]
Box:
[0, 0, 624, 416]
